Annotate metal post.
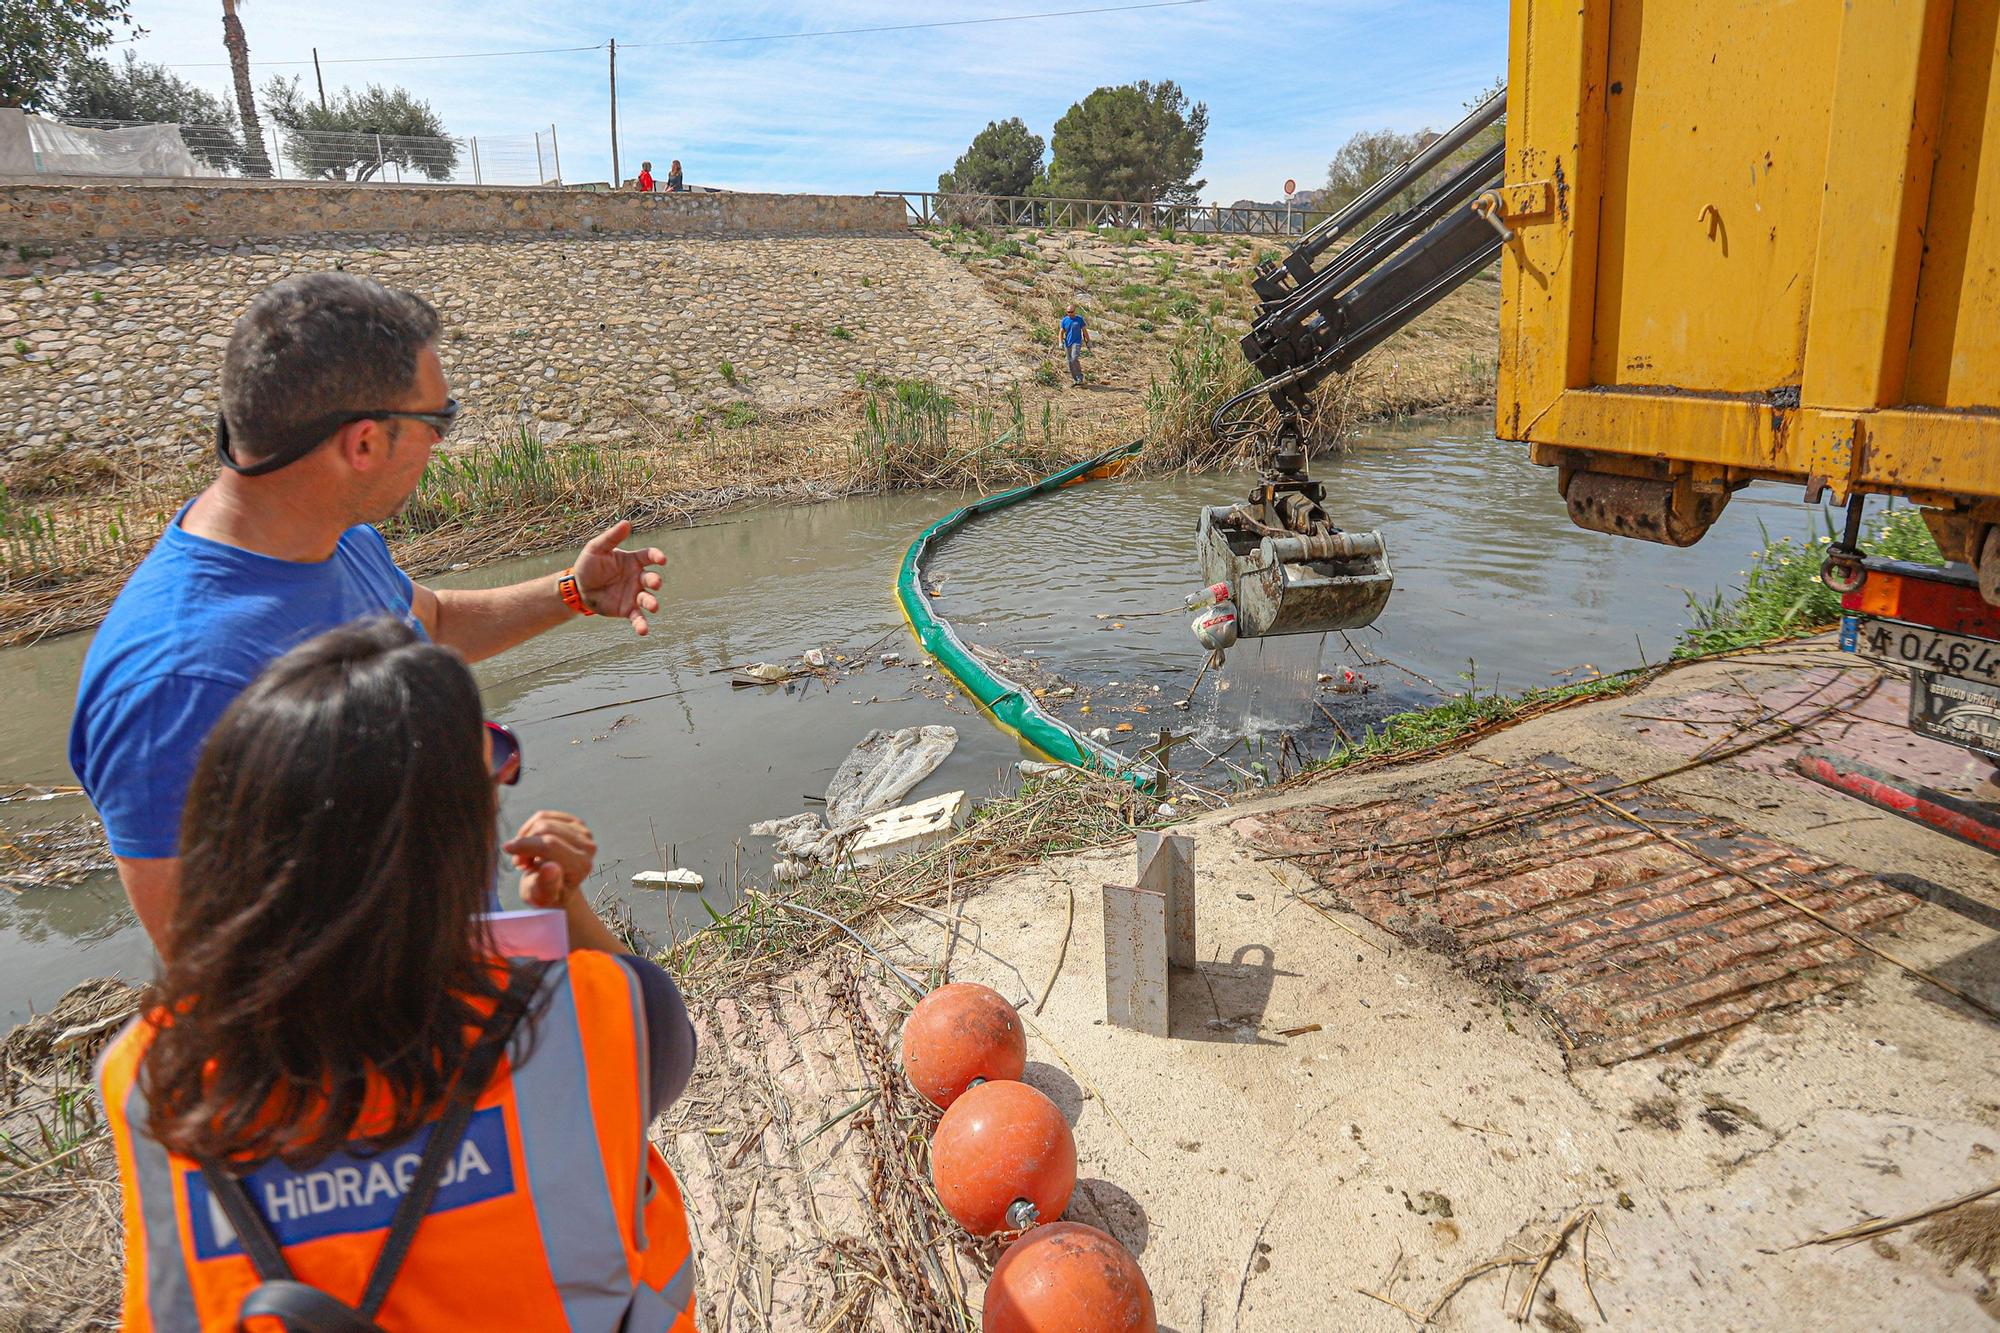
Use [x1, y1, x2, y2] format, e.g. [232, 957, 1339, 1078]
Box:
[373, 132, 384, 184]
[269, 127, 283, 179]
[549, 124, 562, 186]
[608, 38, 620, 187]
[471, 136, 481, 185]
[313, 48, 328, 109]
[534, 131, 545, 185]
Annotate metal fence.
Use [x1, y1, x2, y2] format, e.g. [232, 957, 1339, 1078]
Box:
[41, 118, 567, 186]
[878, 190, 1313, 236]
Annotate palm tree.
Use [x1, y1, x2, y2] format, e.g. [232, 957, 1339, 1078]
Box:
[221, 0, 273, 177]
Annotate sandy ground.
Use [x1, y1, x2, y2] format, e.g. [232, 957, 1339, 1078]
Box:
[824, 644, 2000, 1331]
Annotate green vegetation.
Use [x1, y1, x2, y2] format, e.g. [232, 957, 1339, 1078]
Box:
[12, 340, 27, 357]
[392, 429, 652, 537]
[720, 402, 758, 429]
[1033, 360, 1061, 387]
[937, 116, 1047, 196]
[1317, 671, 1645, 774]
[829, 324, 854, 340]
[0, 0, 137, 111]
[717, 359, 738, 385]
[262, 76, 457, 182]
[1141, 317, 1264, 468]
[0, 1076, 101, 1177]
[847, 378, 1062, 489]
[1678, 506, 1942, 655]
[1045, 79, 1207, 204]
[0, 488, 138, 587]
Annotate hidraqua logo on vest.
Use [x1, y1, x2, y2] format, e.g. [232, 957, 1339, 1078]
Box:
[184, 1106, 517, 1258]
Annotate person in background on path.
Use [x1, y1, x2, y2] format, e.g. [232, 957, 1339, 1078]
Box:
[665, 159, 684, 192]
[636, 161, 655, 192]
[1060, 303, 1091, 387]
[99, 617, 698, 1329]
[71, 272, 668, 954]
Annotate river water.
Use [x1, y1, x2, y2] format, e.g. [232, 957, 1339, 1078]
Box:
[0, 416, 1844, 1023]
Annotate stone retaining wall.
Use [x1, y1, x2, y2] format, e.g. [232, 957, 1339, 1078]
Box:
[0, 232, 1031, 462]
[0, 183, 905, 248]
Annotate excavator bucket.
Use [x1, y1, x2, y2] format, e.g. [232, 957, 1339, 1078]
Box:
[1197, 505, 1393, 637]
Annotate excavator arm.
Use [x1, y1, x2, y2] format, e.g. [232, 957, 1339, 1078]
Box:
[1195, 88, 1507, 650]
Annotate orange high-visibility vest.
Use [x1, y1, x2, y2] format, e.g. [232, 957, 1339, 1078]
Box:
[98, 952, 698, 1332]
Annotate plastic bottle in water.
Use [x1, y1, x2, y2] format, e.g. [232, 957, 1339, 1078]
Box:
[1184, 581, 1233, 611]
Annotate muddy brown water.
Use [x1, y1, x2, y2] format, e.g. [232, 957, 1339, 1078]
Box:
[0, 415, 1857, 1023]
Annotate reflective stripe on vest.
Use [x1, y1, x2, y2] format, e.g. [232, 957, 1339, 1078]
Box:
[512, 959, 643, 1326]
[117, 1049, 201, 1330]
[103, 956, 697, 1331]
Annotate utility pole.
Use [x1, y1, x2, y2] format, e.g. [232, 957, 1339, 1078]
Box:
[608, 38, 621, 187]
[312, 48, 327, 109]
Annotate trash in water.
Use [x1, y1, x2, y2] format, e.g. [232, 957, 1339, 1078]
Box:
[880, 651, 903, 665]
[848, 790, 968, 868]
[748, 725, 961, 876]
[749, 811, 835, 864]
[735, 662, 790, 685]
[633, 868, 705, 891]
[1017, 760, 1072, 778]
[825, 725, 958, 825]
[803, 648, 828, 669]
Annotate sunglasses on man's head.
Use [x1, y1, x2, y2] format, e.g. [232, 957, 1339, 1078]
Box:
[485, 720, 522, 786]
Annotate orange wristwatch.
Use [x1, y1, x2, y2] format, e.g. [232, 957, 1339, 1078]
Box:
[556, 569, 594, 615]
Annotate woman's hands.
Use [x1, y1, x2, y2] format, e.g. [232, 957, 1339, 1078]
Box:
[502, 810, 628, 956]
[504, 810, 597, 909]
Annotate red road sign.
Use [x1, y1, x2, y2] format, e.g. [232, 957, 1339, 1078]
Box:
[1283, 178, 1297, 197]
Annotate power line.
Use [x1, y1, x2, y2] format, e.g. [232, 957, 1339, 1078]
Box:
[621, 0, 1214, 50]
[164, 42, 606, 71]
[158, 0, 1212, 70]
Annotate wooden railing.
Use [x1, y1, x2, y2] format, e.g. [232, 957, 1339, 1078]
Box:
[876, 190, 1311, 236]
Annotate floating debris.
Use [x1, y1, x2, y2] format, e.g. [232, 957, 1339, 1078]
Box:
[0, 818, 114, 893]
[633, 868, 705, 891]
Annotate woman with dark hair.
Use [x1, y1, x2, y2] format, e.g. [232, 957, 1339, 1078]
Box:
[97, 618, 698, 1331]
[666, 159, 684, 192]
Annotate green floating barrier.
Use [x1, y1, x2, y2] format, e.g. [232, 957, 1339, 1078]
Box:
[896, 438, 1158, 792]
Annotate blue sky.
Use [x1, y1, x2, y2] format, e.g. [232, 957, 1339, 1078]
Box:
[121, 0, 1504, 200]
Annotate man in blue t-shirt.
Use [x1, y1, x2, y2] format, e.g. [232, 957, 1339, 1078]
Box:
[72, 273, 668, 950]
[1059, 304, 1091, 387]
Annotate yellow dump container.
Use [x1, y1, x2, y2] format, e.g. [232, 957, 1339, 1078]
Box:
[1494, 0, 1999, 567]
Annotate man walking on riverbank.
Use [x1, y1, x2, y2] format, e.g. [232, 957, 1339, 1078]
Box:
[71, 272, 667, 951]
[1060, 303, 1090, 387]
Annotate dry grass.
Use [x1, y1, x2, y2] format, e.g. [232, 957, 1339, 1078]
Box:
[0, 979, 139, 1333]
[665, 770, 1152, 1000]
[1916, 1202, 2000, 1281]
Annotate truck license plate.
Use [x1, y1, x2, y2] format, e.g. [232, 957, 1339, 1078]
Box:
[1848, 617, 2000, 688]
[1910, 673, 2000, 758]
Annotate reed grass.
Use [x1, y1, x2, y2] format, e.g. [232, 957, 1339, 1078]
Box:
[1678, 506, 1942, 656]
[845, 378, 1067, 490]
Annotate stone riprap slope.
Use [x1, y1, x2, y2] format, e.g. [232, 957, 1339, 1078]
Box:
[0, 233, 1032, 461]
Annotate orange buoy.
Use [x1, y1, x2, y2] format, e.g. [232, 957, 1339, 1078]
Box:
[931, 1079, 1076, 1236]
[901, 982, 1027, 1109]
[983, 1222, 1157, 1333]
